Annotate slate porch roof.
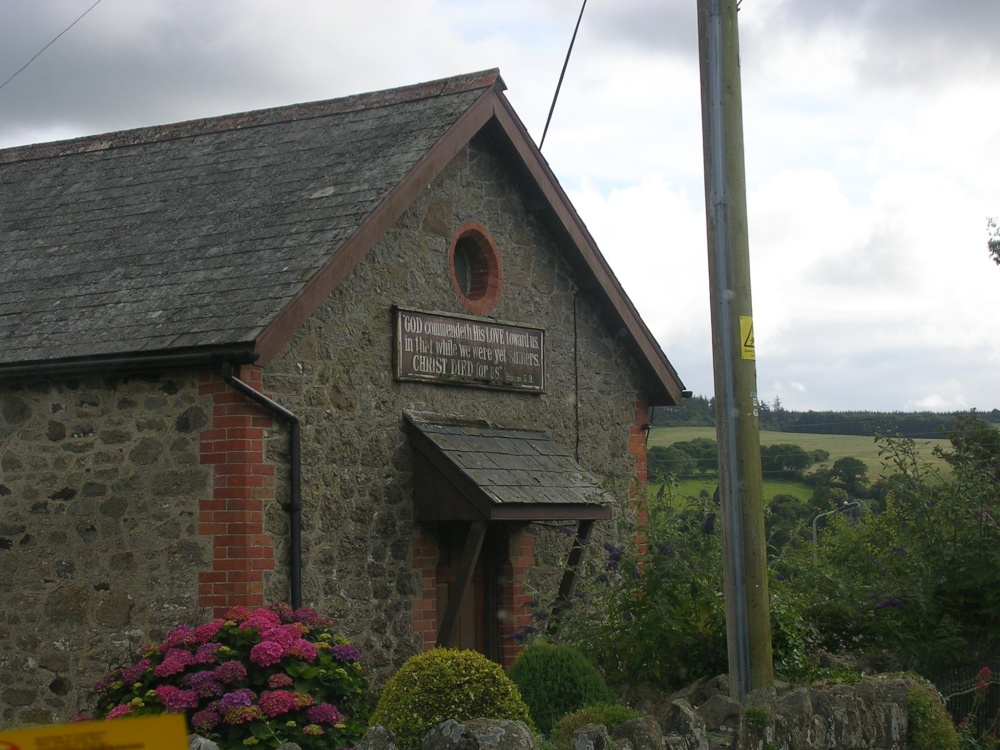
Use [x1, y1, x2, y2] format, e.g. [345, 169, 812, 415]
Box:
[404, 411, 612, 522]
[0, 69, 685, 404]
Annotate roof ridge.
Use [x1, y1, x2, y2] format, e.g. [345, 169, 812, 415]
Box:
[0, 68, 503, 165]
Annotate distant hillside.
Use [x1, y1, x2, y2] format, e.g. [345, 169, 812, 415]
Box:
[652, 394, 1000, 438]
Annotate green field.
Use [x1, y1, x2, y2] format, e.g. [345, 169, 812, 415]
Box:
[648, 426, 952, 505]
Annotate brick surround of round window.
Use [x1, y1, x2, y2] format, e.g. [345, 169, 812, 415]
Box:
[449, 223, 501, 315]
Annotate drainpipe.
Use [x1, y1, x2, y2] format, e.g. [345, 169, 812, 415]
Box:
[221, 361, 302, 609]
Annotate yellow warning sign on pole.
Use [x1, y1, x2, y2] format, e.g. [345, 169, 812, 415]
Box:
[740, 316, 755, 360]
[0, 714, 188, 750]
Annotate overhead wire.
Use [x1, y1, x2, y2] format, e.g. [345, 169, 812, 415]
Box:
[539, 0, 588, 152]
[0, 0, 104, 94]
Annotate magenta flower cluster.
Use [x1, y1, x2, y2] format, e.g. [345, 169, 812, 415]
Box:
[85, 603, 369, 750]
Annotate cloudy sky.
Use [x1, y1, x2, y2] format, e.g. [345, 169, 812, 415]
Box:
[2, 0, 998, 412]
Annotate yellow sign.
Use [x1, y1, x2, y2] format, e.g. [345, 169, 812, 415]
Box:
[0, 714, 187, 750]
[740, 316, 755, 360]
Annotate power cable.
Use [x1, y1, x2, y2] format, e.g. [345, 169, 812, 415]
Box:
[0, 0, 104, 94]
[539, 0, 587, 152]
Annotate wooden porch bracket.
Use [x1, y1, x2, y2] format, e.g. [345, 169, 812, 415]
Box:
[546, 519, 595, 635]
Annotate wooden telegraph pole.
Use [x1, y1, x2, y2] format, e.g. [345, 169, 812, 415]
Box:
[696, 0, 774, 700]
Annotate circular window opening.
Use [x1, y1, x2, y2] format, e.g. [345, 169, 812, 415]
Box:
[449, 224, 501, 315]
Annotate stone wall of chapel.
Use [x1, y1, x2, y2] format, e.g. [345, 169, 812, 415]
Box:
[0, 374, 213, 725]
[264, 135, 655, 680]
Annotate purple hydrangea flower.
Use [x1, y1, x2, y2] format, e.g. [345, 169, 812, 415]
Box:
[121, 658, 151, 684]
[875, 598, 903, 609]
[191, 707, 221, 733]
[185, 669, 224, 698]
[330, 644, 360, 662]
[218, 688, 257, 712]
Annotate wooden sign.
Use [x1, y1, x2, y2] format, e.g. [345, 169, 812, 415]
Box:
[0, 714, 188, 750]
[394, 307, 544, 392]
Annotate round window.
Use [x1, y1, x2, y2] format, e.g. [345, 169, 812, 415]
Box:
[449, 224, 501, 315]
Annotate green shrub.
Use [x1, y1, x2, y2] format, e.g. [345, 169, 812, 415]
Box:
[507, 641, 616, 734]
[547, 703, 642, 750]
[907, 677, 959, 750]
[371, 648, 533, 750]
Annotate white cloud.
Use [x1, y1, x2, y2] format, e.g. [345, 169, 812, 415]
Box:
[2, 0, 999, 411]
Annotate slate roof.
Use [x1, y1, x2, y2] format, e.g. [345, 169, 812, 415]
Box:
[0, 71, 494, 367]
[0, 69, 685, 404]
[405, 411, 612, 521]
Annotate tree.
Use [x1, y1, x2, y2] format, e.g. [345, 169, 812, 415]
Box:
[989, 217, 1000, 267]
[829, 456, 869, 497]
[648, 444, 697, 479]
[760, 443, 812, 477]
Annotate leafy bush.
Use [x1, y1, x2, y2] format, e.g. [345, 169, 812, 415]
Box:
[507, 641, 616, 734]
[547, 703, 642, 750]
[371, 648, 533, 750]
[907, 676, 959, 750]
[539, 489, 728, 691]
[782, 421, 1000, 674]
[84, 603, 368, 750]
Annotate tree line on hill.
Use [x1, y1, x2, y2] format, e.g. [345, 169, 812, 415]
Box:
[652, 394, 1000, 437]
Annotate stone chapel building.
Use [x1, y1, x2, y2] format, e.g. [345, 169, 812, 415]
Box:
[0, 70, 685, 724]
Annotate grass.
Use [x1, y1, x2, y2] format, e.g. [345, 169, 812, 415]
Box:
[647, 426, 952, 506]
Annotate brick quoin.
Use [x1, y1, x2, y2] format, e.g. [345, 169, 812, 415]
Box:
[498, 527, 534, 667]
[411, 532, 440, 651]
[198, 367, 276, 617]
[630, 394, 651, 554]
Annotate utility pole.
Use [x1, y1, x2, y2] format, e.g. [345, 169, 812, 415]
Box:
[696, 0, 773, 701]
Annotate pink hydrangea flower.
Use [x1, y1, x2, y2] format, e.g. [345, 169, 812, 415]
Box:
[260, 624, 301, 646]
[195, 620, 225, 643]
[267, 673, 295, 689]
[224, 605, 253, 623]
[240, 609, 282, 631]
[250, 639, 286, 667]
[155, 685, 180, 702]
[162, 624, 199, 649]
[162, 688, 200, 712]
[194, 642, 223, 664]
[154, 648, 196, 678]
[214, 660, 248, 684]
[106, 704, 133, 719]
[224, 705, 264, 725]
[285, 639, 317, 663]
[307, 703, 342, 724]
[258, 690, 300, 718]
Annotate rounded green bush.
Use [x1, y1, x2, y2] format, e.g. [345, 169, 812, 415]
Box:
[507, 641, 617, 734]
[548, 703, 642, 750]
[906, 676, 958, 750]
[371, 648, 533, 750]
